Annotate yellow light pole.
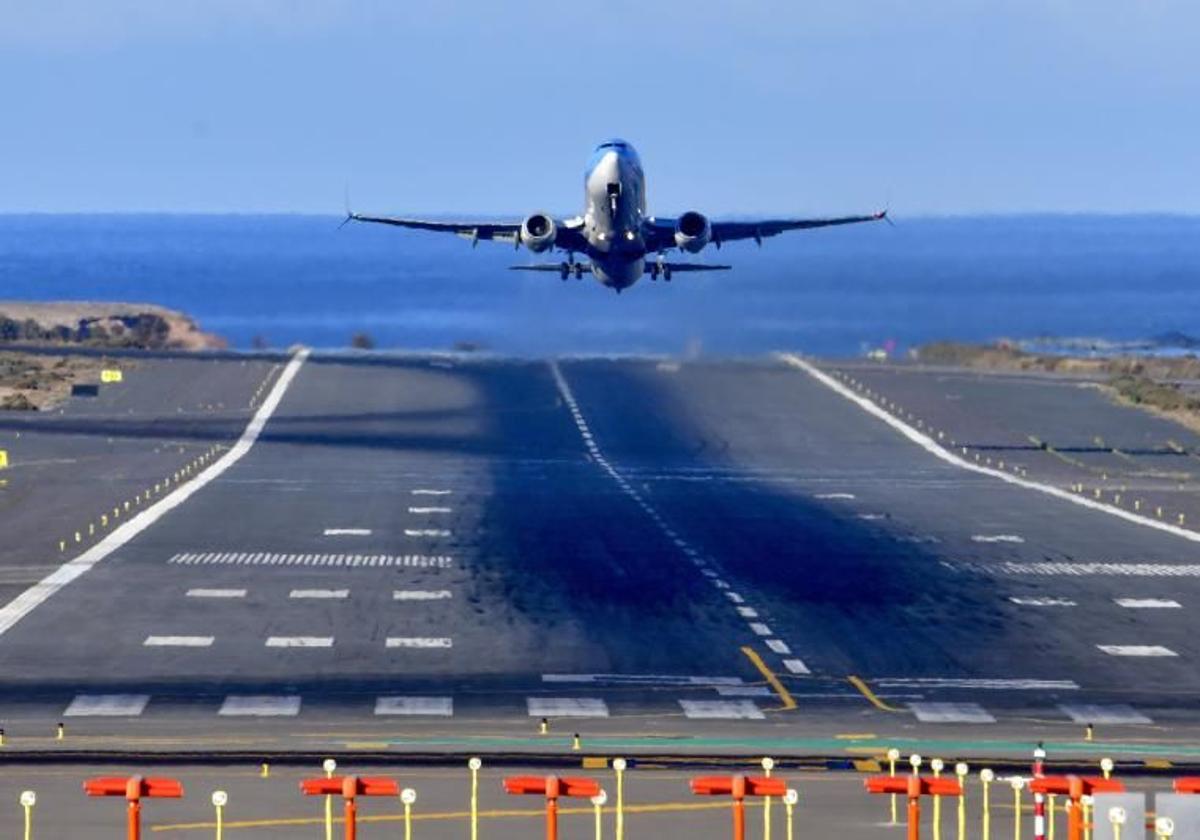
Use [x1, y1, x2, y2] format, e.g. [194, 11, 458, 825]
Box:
[469, 757, 482, 840]
[980, 769, 995, 840]
[783, 789, 798, 840]
[1082, 795, 1094, 840]
[1108, 806, 1126, 840]
[1010, 777, 1026, 840]
[1100, 758, 1114, 781]
[911, 754, 924, 777]
[592, 790, 608, 840]
[211, 790, 227, 840]
[931, 758, 945, 840]
[322, 758, 337, 840]
[1048, 795, 1057, 840]
[887, 748, 901, 825]
[955, 763, 969, 840]
[401, 788, 416, 840]
[613, 757, 628, 840]
[20, 791, 35, 840]
[761, 757, 775, 840]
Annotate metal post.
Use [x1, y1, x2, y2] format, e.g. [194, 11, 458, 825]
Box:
[908, 794, 921, 840]
[955, 764, 968, 840]
[733, 796, 746, 840]
[614, 758, 627, 840]
[127, 799, 141, 840]
[888, 749, 901, 825]
[547, 795, 558, 840]
[470, 757, 482, 840]
[211, 791, 227, 840]
[981, 770, 994, 840]
[931, 759, 944, 840]
[344, 797, 357, 840]
[784, 790, 797, 840]
[323, 759, 336, 840]
[401, 789, 416, 840]
[762, 758, 775, 840]
[1034, 747, 1047, 840]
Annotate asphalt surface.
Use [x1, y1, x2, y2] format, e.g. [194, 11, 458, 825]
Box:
[3, 352, 1200, 762]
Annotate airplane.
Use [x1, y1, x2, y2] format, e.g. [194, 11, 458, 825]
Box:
[347, 139, 887, 292]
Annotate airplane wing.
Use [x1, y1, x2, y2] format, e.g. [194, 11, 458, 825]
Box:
[347, 212, 589, 251]
[347, 212, 523, 245]
[644, 211, 887, 251]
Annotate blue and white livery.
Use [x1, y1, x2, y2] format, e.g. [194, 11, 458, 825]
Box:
[349, 139, 886, 292]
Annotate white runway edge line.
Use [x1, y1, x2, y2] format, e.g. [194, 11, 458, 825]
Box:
[779, 354, 1200, 544]
[0, 349, 310, 638]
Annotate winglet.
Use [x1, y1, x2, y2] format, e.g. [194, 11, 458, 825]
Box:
[338, 185, 356, 230]
[875, 209, 894, 227]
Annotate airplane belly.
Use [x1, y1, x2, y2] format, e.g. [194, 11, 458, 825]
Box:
[592, 256, 643, 291]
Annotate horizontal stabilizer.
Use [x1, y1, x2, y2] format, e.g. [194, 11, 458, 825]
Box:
[648, 262, 732, 273]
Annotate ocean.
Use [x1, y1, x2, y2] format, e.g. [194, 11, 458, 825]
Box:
[1, 214, 1198, 357]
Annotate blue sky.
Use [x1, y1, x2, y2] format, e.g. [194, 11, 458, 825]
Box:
[1, 1, 1196, 215]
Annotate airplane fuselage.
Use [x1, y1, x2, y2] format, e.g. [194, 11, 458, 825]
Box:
[581, 140, 647, 290]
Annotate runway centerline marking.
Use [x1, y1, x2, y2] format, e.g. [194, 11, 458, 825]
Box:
[1010, 596, 1077, 607]
[1115, 598, 1181, 609]
[408, 507, 452, 514]
[405, 529, 451, 537]
[1097, 644, 1178, 657]
[289, 589, 349, 599]
[781, 353, 1200, 544]
[412, 489, 453, 496]
[323, 528, 372, 536]
[219, 695, 300, 716]
[186, 588, 247, 599]
[394, 590, 453, 601]
[0, 349, 310, 638]
[386, 637, 452, 648]
[973, 534, 1025, 543]
[266, 636, 334, 648]
[144, 635, 214, 647]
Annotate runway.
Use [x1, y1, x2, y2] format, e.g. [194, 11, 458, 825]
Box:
[3, 351, 1200, 752]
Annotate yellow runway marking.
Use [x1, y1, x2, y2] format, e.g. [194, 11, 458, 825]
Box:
[847, 675, 903, 713]
[151, 800, 728, 832]
[740, 645, 797, 710]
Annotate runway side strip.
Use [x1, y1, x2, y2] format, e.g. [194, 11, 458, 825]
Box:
[778, 353, 1200, 544]
[0, 349, 311, 637]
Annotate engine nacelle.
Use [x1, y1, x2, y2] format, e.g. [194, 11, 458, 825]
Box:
[520, 213, 557, 253]
[674, 211, 711, 253]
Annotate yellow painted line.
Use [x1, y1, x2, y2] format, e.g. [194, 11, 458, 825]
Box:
[847, 675, 903, 713]
[740, 645, 797, 710]
[835, 733, 877, 740]
[1145, 758, 1173, 769]
[152, 800, 728, 832]
[853, 758, 882, 773]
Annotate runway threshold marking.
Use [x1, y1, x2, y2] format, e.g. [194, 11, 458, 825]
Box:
[150, 800, 730, 833]
[846, 675, 904, 713]
[780, 353, 1200, 543]
[0, 348, 310, 638]
[740, 646, 797, 711]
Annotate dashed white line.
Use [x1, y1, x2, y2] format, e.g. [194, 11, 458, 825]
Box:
[386, 637, 453, 649]
[412, 489, 453, 496]
[765, 639, 792, 655]
[748, 622, 772, 636]
[1097, 645, 1178, 657]
[266, 636, 334, 648]
[782, 658, 811, 675]
[374, 696, 453, 716]
[679, 699, 764, 720]
[527, 697, 610, 718]
[187, 588, 247, 599]
[1059, 703, 1153, 724]
[289, 589, 349, 599]
[393, 590, 453, 601]
[814, 493, 856, 500]
[973, 534, 1025, 544]
[910, 702, 996, 723]
[323, 528, 372, 536]
[64, 694, 150, 717]
[144, 635, 214, 647]
[404, 529, 451, 538]
[1114, 598, 1181, 609]
[219, 695, 300, 717]
[1010, 597, 1077, 607]
[736, 607, 759, 618]
[408, 507, 452, 514]
[726, 592, 745, 604]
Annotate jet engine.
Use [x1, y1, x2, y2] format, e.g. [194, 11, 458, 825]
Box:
[520, 213, 557, 253]
[674, 211, 711, 253]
